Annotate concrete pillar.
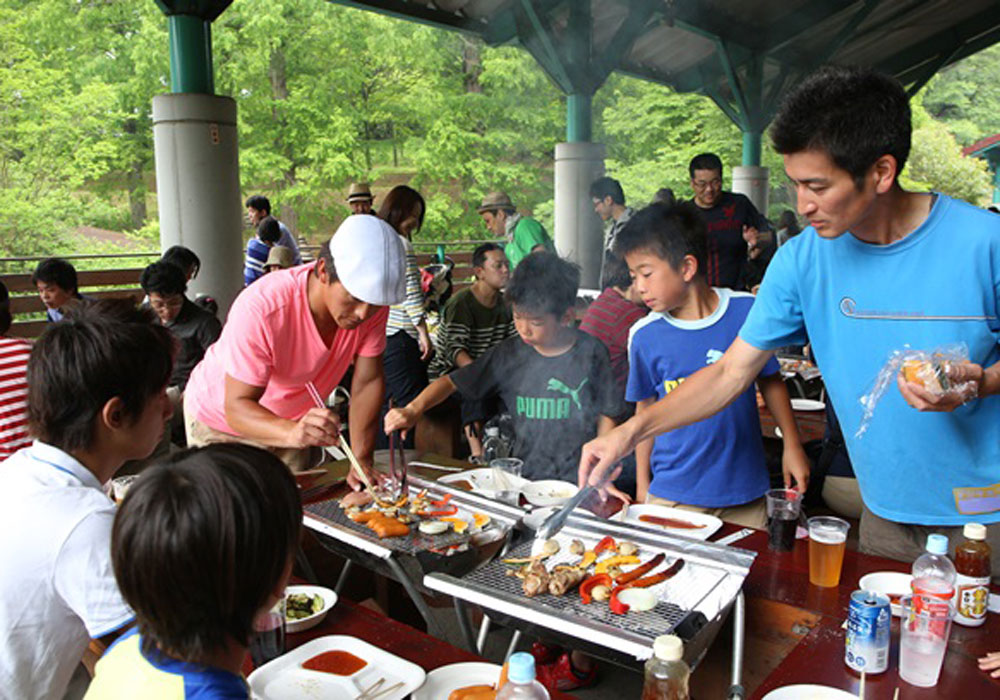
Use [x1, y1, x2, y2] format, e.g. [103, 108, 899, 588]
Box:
[153, 93, 243, 317]
[554, 142, 605, 289]
[732, 165, 770, 217]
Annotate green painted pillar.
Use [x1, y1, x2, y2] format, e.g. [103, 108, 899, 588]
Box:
[566, 94, 592, 143]
[168, 14, 214, 94]
[742, 130, 762, 167]
[992, 156, 1000, 204]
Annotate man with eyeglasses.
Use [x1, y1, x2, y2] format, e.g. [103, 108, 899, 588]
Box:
[140, 261, 222, 444]
[689, 153, 773, 290]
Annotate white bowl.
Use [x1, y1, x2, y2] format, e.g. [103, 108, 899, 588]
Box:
[858, 571, 912, 616]
[521, 480, 579, 507]
[284, 584, 337, 634]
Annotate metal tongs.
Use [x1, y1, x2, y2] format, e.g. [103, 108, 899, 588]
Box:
[387, 398, 408, 502]
[534, 484, 596, 541]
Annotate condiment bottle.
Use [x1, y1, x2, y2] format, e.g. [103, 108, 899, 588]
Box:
[953, 523, 991, 627]
[642, 634, 690, 700]
[496, 652, 549, 699]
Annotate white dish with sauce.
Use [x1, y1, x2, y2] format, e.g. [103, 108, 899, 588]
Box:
[521, 480, 579, 507]
[248, 635, 425, 700]
[621, 504, 722, 541]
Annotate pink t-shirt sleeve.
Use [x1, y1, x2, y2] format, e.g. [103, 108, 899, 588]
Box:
[357, 307, 390, 357]
[222, 290, 277, 388]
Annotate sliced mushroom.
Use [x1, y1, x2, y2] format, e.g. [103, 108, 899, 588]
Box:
[569, 539, 585, 556]
[618, 541, 639, 557]
[541, 539, 561, 557]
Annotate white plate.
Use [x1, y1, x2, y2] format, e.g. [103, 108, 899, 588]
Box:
[411, 662, 501, 700]
[762, 684, 859, 699]
[790, 398, 826, 411]
[522, 480, 579, 507]
[858, 571, 912, 617]
[284, 585, 337, 634]
[621, 504, 723, 541]
[438, 468, 529, 498]
[248, 635, 425, 700]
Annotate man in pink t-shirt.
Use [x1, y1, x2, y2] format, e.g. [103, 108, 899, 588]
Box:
[184, 215, 406, 479]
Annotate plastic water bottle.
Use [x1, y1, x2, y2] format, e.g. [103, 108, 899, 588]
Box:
[912, 534, 957, 605]
[482, 426, 509, 463]
[642, 635, 690, 699]
[496, 652, 550, 699]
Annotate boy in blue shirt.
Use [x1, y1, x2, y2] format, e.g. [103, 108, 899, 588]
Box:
[580, 66, 1000, 576]
[86, 444, 302, 699]
[244, 216, 281, 286]
[621, 203, 809, 527]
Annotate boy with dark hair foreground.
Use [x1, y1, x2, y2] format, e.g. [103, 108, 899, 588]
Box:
[85, 444, 301, 699]
[581, 66, 1000, 578]
[32, 256, 85, 322]
[0, 302, 174, 699]
[387, 252, 622, 485]
[617, 203, 808, 526]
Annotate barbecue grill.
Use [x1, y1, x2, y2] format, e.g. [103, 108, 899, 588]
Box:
[424, 509, 756, 699]
[303, 475, 522, 638]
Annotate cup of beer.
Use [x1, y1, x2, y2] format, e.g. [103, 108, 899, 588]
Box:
[808, 516, 849, 587]
[765, 488, 802, 551]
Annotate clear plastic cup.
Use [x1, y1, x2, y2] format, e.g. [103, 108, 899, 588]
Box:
[489, 458, 523, 505]
[249, 595, 286, 667]
[765, 488, 802, 551]
[899, 594, 954, 687]
[807, 516, 849, 587]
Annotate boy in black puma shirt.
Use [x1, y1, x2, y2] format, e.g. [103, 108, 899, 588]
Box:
[385, 252, 623, 484]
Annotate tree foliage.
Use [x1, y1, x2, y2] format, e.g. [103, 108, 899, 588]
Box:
[0, 0, 995, 260]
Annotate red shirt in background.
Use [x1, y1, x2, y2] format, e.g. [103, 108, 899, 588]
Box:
[0, 336, 31, 459]
[579, 288, 646, 400]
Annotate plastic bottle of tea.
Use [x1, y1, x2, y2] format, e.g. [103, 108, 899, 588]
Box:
[641, 635, 689, 700]
[953, 523, 991, 627]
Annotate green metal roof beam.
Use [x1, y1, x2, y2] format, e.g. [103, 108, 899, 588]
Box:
[876, 5, 1000, 79]
[516, 0, 576, 93]
[759, 0, 859, 51]
[903, 41, 962, 98]
[714, 39, 752, 125]
[327, 0, 487, 35]
[484, 0, 564, 45]
[154, 0, 233, 22]
[594, 0, 660, 82]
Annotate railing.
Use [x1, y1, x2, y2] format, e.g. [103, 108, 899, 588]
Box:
[0, 239, 498, 338]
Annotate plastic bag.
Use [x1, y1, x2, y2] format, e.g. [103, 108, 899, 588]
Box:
[856, 343, 977, 438]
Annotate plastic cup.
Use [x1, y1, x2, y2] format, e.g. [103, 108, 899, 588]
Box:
[765, 488, 802, 551]
[489, 458, 523, 505]
[807, 516, 849, 587]
[249, 596, 286, 667]
[899, 594, 954, 687]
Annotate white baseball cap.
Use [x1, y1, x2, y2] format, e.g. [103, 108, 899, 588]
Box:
[327, 215, 406, 306]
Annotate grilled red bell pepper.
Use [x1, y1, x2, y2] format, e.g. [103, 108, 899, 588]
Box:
[428, 503, 458, 517]
[579, 573, 612, 605]
[431, 493, 453, 507]
[594, 535, 617, 555]
[609, 585, 631, 615]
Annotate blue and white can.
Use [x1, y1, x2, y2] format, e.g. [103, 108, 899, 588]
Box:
[845, 590, 890, 674]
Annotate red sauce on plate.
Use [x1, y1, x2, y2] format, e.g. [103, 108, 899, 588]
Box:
[301, 650, 367, 675]
[638, 514, 706, 529]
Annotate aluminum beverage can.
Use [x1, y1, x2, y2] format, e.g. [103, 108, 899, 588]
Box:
[845, 590, 890, 674]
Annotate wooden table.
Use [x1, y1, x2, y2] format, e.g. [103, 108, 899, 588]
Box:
[243, 595, 575, 698]
[759, 404, 827, 443]
[710, 524, 1000, 699]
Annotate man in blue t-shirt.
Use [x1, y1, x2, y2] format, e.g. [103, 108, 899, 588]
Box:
[580, 66, 1000, 577]
[622, 204, 809, 528]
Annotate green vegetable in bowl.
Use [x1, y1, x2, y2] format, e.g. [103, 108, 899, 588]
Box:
[285, 593, 324, 620]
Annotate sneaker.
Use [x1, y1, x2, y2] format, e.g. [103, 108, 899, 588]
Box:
[529, 641, 562, 666]
[536, 652, 598, 692]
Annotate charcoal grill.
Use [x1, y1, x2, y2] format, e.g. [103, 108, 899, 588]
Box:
[302, 475, 521, 638]
[424, 509, 756, 699]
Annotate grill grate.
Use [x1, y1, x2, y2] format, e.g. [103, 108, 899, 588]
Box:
[304, 498, 471, 555]
[464, 538, 692, 636]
